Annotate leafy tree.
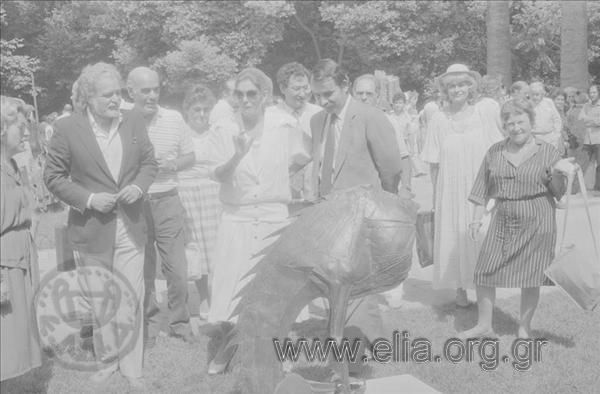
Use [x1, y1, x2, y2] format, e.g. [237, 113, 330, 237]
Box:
[319, 1, 487, 91]
[0, 4, 40, 100]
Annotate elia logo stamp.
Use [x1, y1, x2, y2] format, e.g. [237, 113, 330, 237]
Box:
[32, 263, 141, 371]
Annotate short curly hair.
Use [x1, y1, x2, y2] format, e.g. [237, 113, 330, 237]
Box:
[276, 62, 311, 91]
[182, 83, 216, 117]
[71, 62, 123, 113]
[1, 96, 30, 137]
[500, 98, 536, 128]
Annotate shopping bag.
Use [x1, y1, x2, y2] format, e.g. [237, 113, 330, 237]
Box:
[545, 168, 600, 311]
[415, 210, 434, 268]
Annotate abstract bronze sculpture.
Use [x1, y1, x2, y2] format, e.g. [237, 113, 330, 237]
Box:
[223, 185, 418, 393]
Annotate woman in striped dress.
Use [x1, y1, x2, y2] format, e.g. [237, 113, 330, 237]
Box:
[460, 98, 573, 339]
[179, 84, 222, 319]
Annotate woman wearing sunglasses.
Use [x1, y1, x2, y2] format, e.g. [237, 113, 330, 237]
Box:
[205, 67, 310, 374]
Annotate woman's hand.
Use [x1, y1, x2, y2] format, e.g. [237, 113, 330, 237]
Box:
[553, 157, 579, 176]
[233, 133, 254, 159]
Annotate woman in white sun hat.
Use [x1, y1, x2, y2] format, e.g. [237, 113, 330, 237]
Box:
[421, 64, 504, 306]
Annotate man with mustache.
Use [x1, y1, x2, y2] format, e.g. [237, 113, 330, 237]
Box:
[126, 67, 196, 348]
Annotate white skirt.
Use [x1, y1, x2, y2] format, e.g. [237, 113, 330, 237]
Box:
[208, 210, 290, 323]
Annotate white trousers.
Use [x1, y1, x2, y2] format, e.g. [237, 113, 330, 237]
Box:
[75, 217, 145, 378]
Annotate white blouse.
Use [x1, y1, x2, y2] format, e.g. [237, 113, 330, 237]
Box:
[208, 107, 311, 221]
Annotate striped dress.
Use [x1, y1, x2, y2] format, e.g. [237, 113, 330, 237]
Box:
[469, 139, 566, 287]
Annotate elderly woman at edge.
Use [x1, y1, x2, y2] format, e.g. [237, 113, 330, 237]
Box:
[1, 96, 42, 382]
[461, 98, 572, 339]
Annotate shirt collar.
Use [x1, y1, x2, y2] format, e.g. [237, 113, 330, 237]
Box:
[333, 95, 351, 121]
[87, 108, 122, 137]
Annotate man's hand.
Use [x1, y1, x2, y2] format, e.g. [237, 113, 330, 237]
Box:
[90, 193, 118, 213]
[117, 185, 143, 205]
[398, 185, 415, 200]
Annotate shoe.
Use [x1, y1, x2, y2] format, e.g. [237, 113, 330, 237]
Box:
[455, 289, 473, 308]
[89, 367, 116, 384]
[208, 344, 235, 375]
[126, 377, 146, 391]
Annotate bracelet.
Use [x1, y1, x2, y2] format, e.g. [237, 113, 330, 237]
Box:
[469, 221, 483, 227]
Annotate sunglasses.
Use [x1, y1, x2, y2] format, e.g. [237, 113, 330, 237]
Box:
[234, 89, 260, 101]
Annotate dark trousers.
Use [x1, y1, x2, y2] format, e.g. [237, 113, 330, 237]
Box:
[143, 192, 190, 339]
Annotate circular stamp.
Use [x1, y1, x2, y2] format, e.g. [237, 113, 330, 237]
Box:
[32, 263, 141, 371]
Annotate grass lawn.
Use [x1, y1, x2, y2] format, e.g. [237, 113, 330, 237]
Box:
[1, 287, 598, 394]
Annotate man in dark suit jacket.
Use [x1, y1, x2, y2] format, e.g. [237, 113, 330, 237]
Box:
[309, 60, 411, 199]
[44, 63, 157, 389]
[309, 59, 411, 372]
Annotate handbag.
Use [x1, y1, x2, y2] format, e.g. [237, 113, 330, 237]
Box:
[544, 168, 600, 311]
[415, 210, 434, 268]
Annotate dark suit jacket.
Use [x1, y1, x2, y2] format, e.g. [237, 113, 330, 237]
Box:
[44, 112, 157, 254]
[310, 98, 402, 197]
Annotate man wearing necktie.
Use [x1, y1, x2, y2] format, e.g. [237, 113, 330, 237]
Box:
[310, 59, 411, 200]
[309, 59, 411, 374]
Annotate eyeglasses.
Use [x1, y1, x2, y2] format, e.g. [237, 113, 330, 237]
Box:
[234, 89, 260, 101]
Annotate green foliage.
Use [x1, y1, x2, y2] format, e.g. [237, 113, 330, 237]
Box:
[154, 38, 238, 105]
[319, 1, 487, 91]
[0, 0, 596, 113]
[0, 4, 40, 99]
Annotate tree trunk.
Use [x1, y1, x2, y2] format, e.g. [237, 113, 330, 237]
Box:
[560, 0, 588, 90]
[486, 1, 511, 88]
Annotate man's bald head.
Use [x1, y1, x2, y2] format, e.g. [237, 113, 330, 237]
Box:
[529, 81, 545, 106]
[127, 67, 160, 116]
